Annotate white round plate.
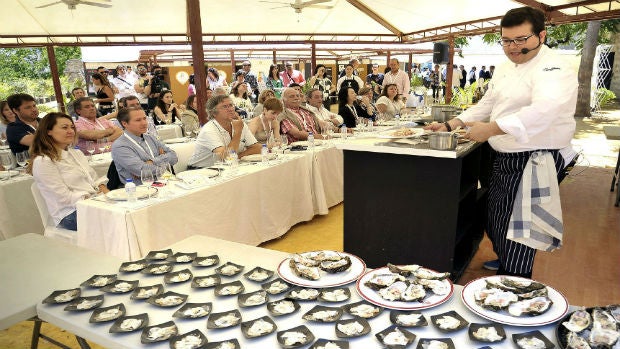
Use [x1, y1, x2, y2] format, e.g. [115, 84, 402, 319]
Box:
[163, 137, 188, 144]
[0, 170, 20, 178]
[375, 128, 424, 139]
[277, 251, 366, 288]
[240, 153, 277, 162]
[460, 275, 569, 326]
[290, 140, 323, 147]
[105, 186, 157, 201]
[355, 267, 454, 310]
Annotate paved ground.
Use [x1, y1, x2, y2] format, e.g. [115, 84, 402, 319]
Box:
[572, 104, 620, 169]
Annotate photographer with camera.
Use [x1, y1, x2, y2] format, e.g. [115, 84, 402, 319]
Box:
[143, 65, 170, 113]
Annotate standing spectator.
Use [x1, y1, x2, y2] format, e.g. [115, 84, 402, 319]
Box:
[265, 64, 284, 98]
[187, 74, 196, 96]
[91, 73, 115, 116]
[308, 64, 334, 109]
[207, 68, 227, 90]
[66, 87, 86, 119]
[339, 58, 360, 78]
[280, 62, 306, 87]
[112, 65, 137, 99]
[479, 66, 487, 81]
[6, 93, 39, 154]
[144, 65, 170, 112]
[468, 66, 477, 86]
[336, 64, 364, 93]
[382, 58, 410, 102]
[429, 64, 442, 101]
[366, 63, 384, 101]
[241, 61, 259, 102]
[459, 65, 467, 88]
[133, 63, 150, 110]
[488, 65, 495, 79]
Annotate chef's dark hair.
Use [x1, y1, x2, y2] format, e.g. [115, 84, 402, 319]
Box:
[500, 7, 545, 35]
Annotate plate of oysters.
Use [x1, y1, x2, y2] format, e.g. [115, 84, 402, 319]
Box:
[355, 263, 454, 310]
[556, 305, 620, 349]
[461, 275, 569, 326]
[277, 250, 366, 288]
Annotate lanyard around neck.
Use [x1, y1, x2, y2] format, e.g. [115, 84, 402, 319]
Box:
[123, 133, 155, 159]
[66, 150, 96, 188]
[83, 118, 106, 130]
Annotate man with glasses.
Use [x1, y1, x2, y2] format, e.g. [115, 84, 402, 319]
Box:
[112, 65, 137, 99]
[278, 87, 324, 143]
[187, 95, 260, 169]
[427, 7, 577, 278]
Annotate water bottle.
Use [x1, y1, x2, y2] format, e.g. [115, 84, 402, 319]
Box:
[228, 150, 239, 174]
[307, 132, 315, 150]
[341, 125, 348, 140]
[125, 179, 137, 202]
[367, 119, 373, 132]
[261, 144, 269, 164]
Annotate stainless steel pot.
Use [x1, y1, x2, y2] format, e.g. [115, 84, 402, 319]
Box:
[431, 105, 457, 122]
[428, 132, 458, 150]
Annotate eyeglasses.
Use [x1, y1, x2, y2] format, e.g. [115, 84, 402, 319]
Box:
[498, 33, 535, 46]
[218, 103, 235, 109]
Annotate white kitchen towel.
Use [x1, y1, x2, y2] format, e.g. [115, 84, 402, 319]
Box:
[507, 151, 563, 251]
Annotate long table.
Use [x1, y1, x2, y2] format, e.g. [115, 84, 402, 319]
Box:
[0, 141, 197, 241]
[76, 145, 343, 260]
[37, 235, 564, 349]
[0, 234, 120, 331]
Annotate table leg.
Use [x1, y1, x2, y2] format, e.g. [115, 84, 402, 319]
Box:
[611, 150, 620, 192]
[29, 317, 75, 349]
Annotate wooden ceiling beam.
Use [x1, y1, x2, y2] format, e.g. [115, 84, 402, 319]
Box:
[345, 0, 403, 38]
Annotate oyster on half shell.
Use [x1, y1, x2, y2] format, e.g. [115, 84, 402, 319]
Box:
[562, 309, 592, 333]
[508, 296, 553, 317]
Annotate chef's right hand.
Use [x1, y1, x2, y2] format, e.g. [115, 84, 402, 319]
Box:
[424, 122, 447, 132]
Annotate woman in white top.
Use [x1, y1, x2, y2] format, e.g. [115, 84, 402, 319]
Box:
[376, 83, 406, 120]
[207, 68, 227, 90]
[230, 82, 253, 113]
[248, 97, 283, 146]
[0, 100, 17, 138]
[28, 113, 108, 231]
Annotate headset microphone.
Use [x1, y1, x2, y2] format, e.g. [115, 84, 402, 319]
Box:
[520, 39, 542, 54]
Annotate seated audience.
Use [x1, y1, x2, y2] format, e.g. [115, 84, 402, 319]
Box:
[278, 87, 325, 143]
[74, 97, 122, 154]
[248, 97, 283, 146]
[253, 89, 276, 116]
[357, 87, 377, 121]
[111, 107, 178, 185]
[305, 88, 343, 128]
[376, 83, 406, 120]
[180, 95, 200, 135]
[6, 93, 39, 154]
[338, 86, 374, 128]
[153, 90, 184, 125]
[28, 113, 108, 231]
[230, 82, 253, 113]
[188, 95, 261, 169]
[66, 87, 86, 119]
[0, 100, 17, 137]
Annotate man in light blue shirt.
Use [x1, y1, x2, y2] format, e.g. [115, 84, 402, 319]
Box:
[111, 107, 178, 185]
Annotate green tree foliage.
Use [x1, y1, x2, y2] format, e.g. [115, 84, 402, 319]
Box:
[0, 47, 81, 100]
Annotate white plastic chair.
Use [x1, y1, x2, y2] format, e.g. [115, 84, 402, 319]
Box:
[31, 183, 77, 244]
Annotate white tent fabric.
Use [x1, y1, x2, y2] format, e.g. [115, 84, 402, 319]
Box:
[4, 0, 611, 46]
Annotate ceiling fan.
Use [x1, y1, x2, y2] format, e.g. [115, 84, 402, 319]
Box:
[36, 0, 112, 10]
[260, 0, 333, 13]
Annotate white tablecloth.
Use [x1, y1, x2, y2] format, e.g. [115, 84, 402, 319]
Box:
[0, 175, 43, 240]
[1, 234, 120, 330]
[37, 235, 563, 349]
[156, 124, 183, 140]
[76, 145, 343, 260]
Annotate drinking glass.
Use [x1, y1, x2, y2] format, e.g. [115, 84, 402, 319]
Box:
[340, 126, 348, 140]
[15, 151, 28, 172]
[0, 151, 14, 180]
[86, 141, 95, 161]
[97, 138, 106, 154]
[280, 135, 289, 155]
[0, 133, 7, 147]
[140, 168, 155, 199]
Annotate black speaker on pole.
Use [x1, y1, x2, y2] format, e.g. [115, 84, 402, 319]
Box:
[433, 42, 449, 64]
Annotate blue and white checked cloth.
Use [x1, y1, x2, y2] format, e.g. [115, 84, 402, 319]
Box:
[507, 151, 563, 251]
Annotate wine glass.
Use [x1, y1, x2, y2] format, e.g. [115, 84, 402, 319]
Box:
[0, 133, 7, 147]
[97, 138, 106, 154]
[0, 150, 14, 180]
[140, 168, 155, 200]
[15, 151, 28, 172]
[340, 126, 348, 140]
[86, 141, 95, 162]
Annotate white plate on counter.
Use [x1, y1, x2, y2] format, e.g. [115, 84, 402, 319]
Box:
[460, 275, 569, 326]
[0, 170, 20, 178]
[277, 251, 366, 288]
[375, 128, 424, 139]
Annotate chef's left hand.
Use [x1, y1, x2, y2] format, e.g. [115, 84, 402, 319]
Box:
[463, 121, 504, 142]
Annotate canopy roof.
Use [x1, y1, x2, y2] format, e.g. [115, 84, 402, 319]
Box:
[4, 0, 620, 48]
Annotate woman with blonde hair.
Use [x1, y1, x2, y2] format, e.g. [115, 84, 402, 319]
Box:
[91, 73, 116, 116]
[28, 112, 108, 231]
[248, 97, 282, 146]
[252, 89, 276, 116]
[0, 100, 17, 137]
